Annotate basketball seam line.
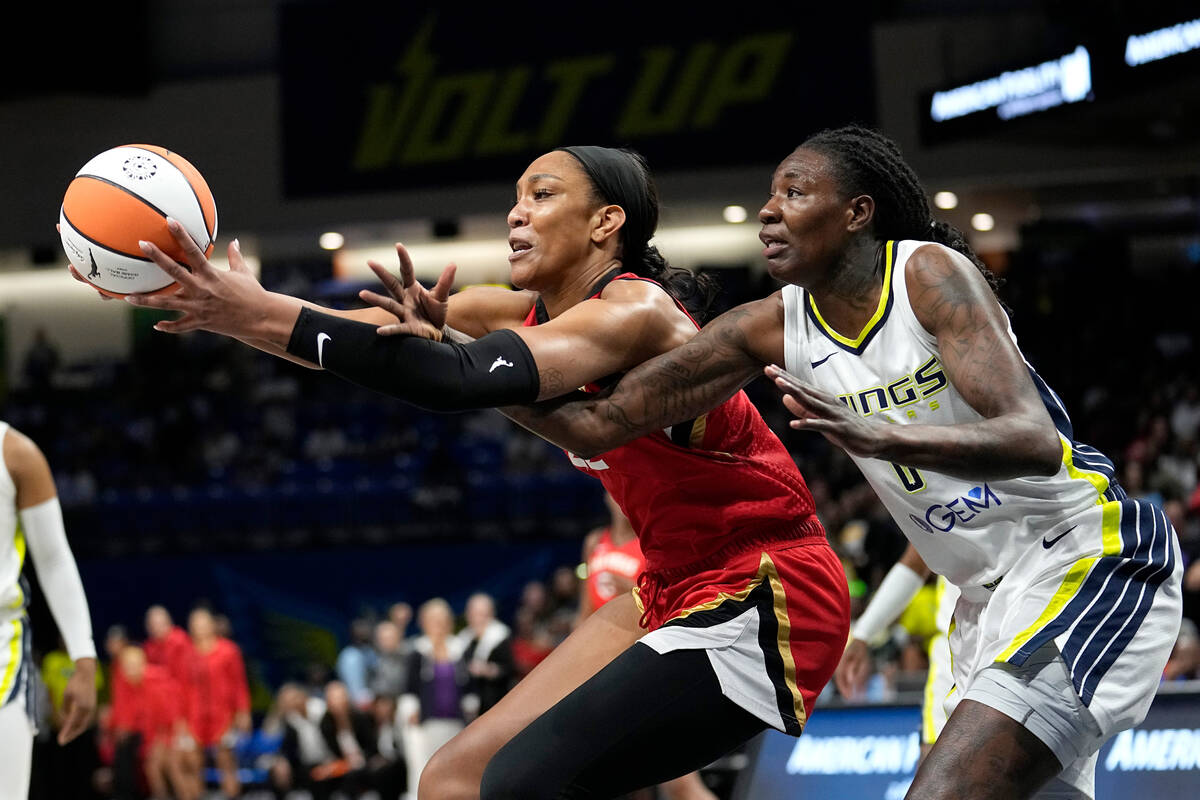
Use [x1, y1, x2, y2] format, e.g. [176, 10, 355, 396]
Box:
[60, 207, 192, 272]
[122, 145, 216, 249]
[74, 172, 209, 252]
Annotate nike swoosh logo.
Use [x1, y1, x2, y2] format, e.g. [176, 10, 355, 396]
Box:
[810, 352, 837, 369]
[1042, 525, 1076, 549]
[317, 333, 331, 368]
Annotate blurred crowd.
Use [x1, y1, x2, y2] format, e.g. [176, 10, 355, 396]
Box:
[30, 563, 586, 800]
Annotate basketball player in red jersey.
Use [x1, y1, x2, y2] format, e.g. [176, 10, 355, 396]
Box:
[577, 492, 645, 628]
[120, 145, 850, 799]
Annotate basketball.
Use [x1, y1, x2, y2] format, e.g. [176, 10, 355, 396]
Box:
[58, 144, 218, 298]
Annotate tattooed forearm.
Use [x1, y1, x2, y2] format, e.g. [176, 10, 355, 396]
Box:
[886, 245, 1061, 478]
[498, 305, 766, 458]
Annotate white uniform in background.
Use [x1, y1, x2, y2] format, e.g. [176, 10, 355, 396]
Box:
[0, 421, 97, 800]
[922, 576, 959, 746]
[783, 240, 1182, 799]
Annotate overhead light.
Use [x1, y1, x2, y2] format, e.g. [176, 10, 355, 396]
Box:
[319, 232, 345, 250]
[934, 191, 958, 210]
[971, 213, 995, 232]
[723, 205, 748, 224]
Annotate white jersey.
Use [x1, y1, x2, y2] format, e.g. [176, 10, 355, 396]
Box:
[0, 422, 26, 621]
[782, 240, 1122, 589]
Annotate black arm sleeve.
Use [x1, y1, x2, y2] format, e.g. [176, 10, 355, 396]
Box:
[286, 307, 540, 412]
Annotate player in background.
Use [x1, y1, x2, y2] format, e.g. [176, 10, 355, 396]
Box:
[0, 421, 97, 800]
[383, 126, 1180, 800]
[121, 145, 850, 800]
[835, 543, 958, 757]
[576, 492, 644, 628]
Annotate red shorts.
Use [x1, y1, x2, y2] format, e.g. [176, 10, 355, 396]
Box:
[636, 532, 849, 735]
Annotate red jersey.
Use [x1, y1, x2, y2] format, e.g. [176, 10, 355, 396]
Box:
[181, 637, 250, 746]
[523, 271, 822, 579]
[586, 528, 645, 610]
[109, 663, 182, 751]
[144, 625, 192, 686]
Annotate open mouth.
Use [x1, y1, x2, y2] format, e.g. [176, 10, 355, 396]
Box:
[759, 233, 788, 257]
[508, 240, 533, 260]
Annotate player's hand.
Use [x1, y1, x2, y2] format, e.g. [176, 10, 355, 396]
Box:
[834, 638, 872, 700]
[126, 219, 276, 337]
[58, 223, 115, 301]
[58, 657, 98, 745]
[765, 365, 891, 458]
[358, 243, 456, 340]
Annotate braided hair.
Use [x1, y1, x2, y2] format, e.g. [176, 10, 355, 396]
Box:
[557, 146, 721, 323]
[800, 125, 1006, 306]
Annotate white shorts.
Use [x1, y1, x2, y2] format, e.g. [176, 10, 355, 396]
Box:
[0, 616, 33, 800]
[922, 631, 952, 745]
[945, 498, 1182, 798]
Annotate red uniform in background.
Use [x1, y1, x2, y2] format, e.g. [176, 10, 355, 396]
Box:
[144, 624, 192, 685]
[585, 529, 645, 612]
[181, 637, 250, 747]
[109, 663, 182, 756]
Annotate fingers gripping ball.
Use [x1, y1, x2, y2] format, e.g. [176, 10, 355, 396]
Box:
[59, 144, 218, 297]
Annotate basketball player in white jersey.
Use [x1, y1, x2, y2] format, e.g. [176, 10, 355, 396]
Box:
[836, 543, 959, 757]
[475, 126, 1182, 799]
[0, 421, 97, 799]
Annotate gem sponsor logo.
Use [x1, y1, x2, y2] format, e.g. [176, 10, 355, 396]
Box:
[786, 733, 920, 776]
[909, 484, 1002, 534]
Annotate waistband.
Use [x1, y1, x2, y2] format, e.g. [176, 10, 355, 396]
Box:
[641, 515, 827, 583]
[636, 515, 827, 628]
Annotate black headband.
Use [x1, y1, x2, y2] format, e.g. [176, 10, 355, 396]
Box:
[556, 146, 656, 261]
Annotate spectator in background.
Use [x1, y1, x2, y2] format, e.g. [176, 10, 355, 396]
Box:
[403, 599, 469, 795]
[545, 565, 581, 644]
[144, 605, 191, 687]
[388, 602, 414, 640]
[107, 646, 189, 800]
[22, 328, 60, 392]
[269, 682, 337, 800]
[457, 593, 514, 718]
[509, 607, 554, 680]
[369, 620, 410, 700]
[179, 607, 251, 800]
[336, 618, 377, 708]
[319, 681, 404, 800]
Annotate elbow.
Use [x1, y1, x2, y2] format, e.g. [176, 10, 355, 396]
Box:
[1031, 426, 1064, 477]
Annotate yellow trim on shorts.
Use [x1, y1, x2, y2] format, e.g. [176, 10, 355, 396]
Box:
[995, 501, 1122, 662]
[662, 553, 808, 728]
[762, 553, 807, 729]
[0, 618, 22, 702]
[807, 240, 894, 348]
[922, 634, 942, 745]
[10, 525, 25, 609]
[1060, 436, 1109, 505]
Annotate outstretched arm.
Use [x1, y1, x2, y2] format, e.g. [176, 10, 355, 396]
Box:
[768, 244, 1061, 481]
[128, 224, 693, 414]
[499, 294, 786, 459]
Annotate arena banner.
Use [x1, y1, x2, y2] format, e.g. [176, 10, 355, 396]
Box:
[279, 3, 875, 197]
[735, 689, 1200, 798]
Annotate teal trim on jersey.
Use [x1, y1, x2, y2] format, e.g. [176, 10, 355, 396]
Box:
[804, 240, 896, 355]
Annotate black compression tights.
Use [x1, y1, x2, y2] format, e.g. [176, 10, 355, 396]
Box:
[479, 643, 768, 800]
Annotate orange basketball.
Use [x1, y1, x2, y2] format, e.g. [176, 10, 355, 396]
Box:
[59, 144, 218, 298]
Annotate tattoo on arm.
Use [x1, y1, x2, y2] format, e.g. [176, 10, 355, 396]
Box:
[539, 368, 566, 397]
